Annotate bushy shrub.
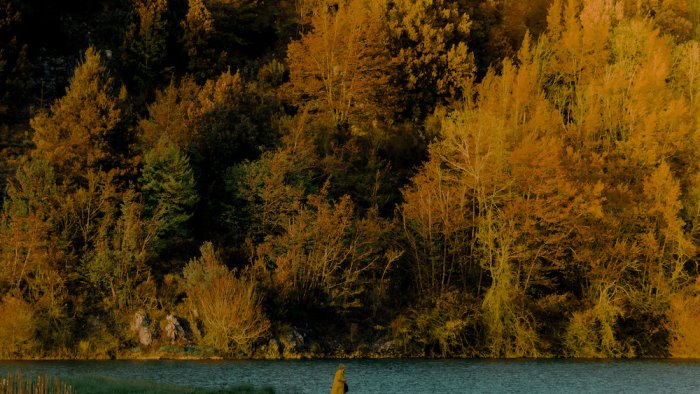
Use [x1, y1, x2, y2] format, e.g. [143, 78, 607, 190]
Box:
[0, 295, 34, 358]
[183, 242, 270, 354]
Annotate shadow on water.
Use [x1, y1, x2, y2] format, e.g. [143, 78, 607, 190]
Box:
[64, 376, 276, 394]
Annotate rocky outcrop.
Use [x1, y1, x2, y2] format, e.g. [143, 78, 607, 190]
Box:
[130, 311, 152, 347]
[164, 313, 186, 344]
[279, 327, 305, 358]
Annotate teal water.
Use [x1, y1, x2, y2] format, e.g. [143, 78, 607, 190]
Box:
[1, 359, 699, 393]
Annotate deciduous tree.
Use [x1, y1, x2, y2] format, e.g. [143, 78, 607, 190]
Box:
[285, 0, 394, 132]
[387, 0, 475, 119]
[31, 47, 134, 187]
[181, 0, 225, 80]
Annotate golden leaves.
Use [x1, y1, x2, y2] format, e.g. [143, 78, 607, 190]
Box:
[184, 242, 270, 353]
[285, 0, 392, 129]
[30, 48, 126, 184]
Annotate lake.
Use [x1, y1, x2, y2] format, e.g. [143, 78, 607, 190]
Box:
[1, 359, 699, 393]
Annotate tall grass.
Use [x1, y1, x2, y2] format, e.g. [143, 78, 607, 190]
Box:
[65, 375, 277, 393]
[1, 372, 278, 394]
[0, 371, 74, 394]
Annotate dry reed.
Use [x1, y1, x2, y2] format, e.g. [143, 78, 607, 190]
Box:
[0, 371, 74, 394]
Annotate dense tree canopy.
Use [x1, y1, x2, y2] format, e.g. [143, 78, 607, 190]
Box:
[3, 0, 700, 359]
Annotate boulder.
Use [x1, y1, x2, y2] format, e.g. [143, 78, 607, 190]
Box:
[164, 313, 185, 344]
[130, 311, 152, 347]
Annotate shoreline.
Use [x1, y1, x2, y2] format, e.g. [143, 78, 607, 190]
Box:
[3, 353, 700, 362]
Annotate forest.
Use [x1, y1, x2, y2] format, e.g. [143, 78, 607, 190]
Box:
[2, 0, 700, 359]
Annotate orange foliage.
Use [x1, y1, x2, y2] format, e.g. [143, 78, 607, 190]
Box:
[669, 282, 700, 358]
[285, 0, 393, 130]
[0, 295, 34, 358]
[30, 47, 130, 183]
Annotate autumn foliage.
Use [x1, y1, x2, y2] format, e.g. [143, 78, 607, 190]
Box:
[3, 0, 700, 358]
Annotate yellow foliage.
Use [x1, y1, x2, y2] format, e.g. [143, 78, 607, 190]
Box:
[668, 284, 700, 357]
[631, 0, 694, 40]
[390, 291, 476, 357]
[387, 0, 474, 107]
[140, 70, 242, 150]
[672, 41, 700, 104]
[184, 242, 270, 354]
[256, 187, 385, 311]
[285, 0, 393, 129]
[182, 0, 214, 41]
[30, 47, 128, 183]
[140, 77, 202, 149]
[481, 244, 541, 357]
[132, 0, 168, 34]
[0, 295, 34, 358]
[564, 284, 629, 357]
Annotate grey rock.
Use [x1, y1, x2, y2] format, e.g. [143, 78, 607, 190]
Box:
[165, 313, 185, 344]
[131, 311, 152, 347]
[279, 327, 305, 357]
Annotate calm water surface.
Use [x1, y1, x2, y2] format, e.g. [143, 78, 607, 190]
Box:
[1, 359, 699, 393]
